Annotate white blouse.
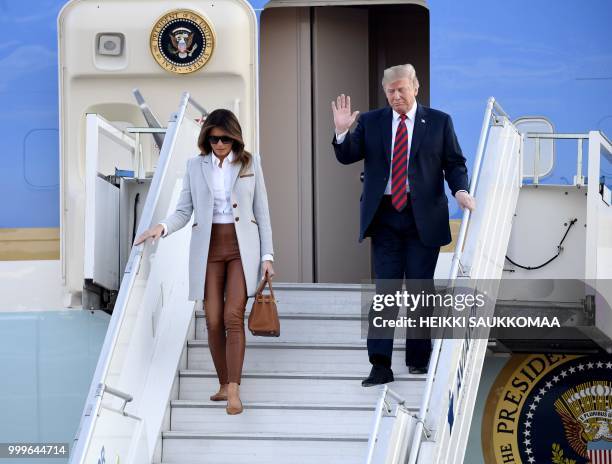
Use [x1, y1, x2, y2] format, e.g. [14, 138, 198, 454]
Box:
[211, 151, 239, 224]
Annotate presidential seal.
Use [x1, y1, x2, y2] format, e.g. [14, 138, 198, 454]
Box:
[483, 354, 612, 464]
[150, 9, 215, 74]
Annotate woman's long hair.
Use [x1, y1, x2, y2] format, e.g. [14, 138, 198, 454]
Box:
[197, 109, 252, 172]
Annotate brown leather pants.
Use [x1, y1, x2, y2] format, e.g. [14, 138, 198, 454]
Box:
[204, 224, 248, 385]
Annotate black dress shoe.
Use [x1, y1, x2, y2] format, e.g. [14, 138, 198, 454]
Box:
[361, 365, 394, 387]
[408, 366, 428, 375]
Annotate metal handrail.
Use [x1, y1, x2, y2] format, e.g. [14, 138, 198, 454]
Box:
[365, 98, 510, 464]
[69, 92, 203, 464]
[449, 97, 508, 280]
[526, 133, 589, 139]
[93, 114, 137, 151]
[365, 385, 410, 463]
[525, 133, 590, 185]
[600, 130, 612, 149]
[406, 97, 509, 464]
[366, 386, 392, 463]
[103, 384, 134, 413]
[187, 96, 208, 118]
[124, 128, 168, 178]
[125, 127, 168, 134]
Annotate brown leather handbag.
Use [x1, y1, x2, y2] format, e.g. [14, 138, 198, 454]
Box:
[248, 274, 280, 337]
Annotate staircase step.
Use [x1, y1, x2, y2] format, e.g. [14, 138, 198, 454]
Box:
[194, 313, 366, 344]
[267, 283, 369, 301]
[196, 301, 367, 316]
[170, 400, 391, 435]
[187, 341, 409, 373]
[194, 283, 370, 316]
[161, 284, 427, 463]
[161, 431, 368, 464]
[195, 310, 363, 320]
[179, 370, 425, 405]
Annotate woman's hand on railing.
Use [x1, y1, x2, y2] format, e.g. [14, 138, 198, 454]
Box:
[455, 191, 476, 212]
[134, 224, 165, 246]
[261, 260, 275, 279]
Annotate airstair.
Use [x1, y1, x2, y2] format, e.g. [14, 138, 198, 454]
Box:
[68, 93, 612, 463]
[365, 98, 523, 464]
[160, 284, 426, 463]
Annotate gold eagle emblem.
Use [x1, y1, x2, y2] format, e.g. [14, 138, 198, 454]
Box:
[554, 381, 612, 458]
[150, 9, 215, 74]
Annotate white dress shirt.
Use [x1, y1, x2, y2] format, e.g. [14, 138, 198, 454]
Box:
[160, 151, 273, 262]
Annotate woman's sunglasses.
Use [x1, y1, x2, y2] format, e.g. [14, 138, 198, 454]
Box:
[208, 135, 234, 145]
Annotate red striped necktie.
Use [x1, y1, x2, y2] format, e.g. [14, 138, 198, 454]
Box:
[391, 113, 409, 211]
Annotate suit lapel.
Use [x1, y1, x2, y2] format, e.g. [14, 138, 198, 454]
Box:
[200, 154, 213, 193]
[229, 160, 240, 191]
[379, 107, 393, 167]
[410, 104, 428, 159]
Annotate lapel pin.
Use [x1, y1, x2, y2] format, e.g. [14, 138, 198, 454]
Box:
[421, 119, 426, 123]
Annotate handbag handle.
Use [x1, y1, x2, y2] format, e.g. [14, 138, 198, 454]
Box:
[255, 272, 275, 299]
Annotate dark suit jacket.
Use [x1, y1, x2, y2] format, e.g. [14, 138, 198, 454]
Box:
[332, 104, 469, 247]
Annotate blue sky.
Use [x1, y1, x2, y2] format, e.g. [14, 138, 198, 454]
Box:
[1, 0, 610, 226]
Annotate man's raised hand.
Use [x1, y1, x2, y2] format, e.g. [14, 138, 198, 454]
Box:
[332, 94, 360, 134]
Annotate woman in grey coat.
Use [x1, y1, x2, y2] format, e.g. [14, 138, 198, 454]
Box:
[135, 109, 275, 415]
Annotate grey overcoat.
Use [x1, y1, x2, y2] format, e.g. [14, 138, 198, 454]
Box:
[161, 153, 274, 301]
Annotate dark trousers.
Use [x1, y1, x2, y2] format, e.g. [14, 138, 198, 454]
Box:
[367, 195, 440, 368]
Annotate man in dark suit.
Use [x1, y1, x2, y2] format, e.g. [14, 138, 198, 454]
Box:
[332, 64, 475, 386]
